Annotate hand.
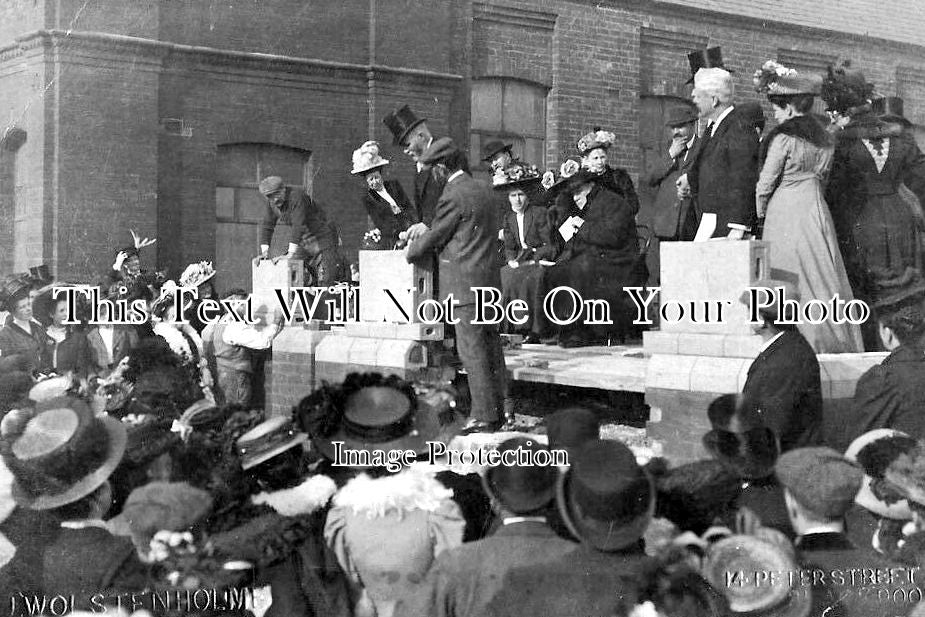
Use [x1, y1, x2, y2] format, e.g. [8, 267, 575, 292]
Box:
[406, 222, 429, 242]
[129, 229, 156, 250]
[668, 137, 687, 159]
[675, 174, 691, 199]
[541, 170, 555, 190]
[112, 250, 127, 272]
[271, 254, 292, 264]
[507, 260, 519, 269]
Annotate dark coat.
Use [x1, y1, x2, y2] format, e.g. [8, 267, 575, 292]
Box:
[688, 107, 760, 236]
[364, 179, 417, 247]
[593, 166, 640, 215]
[482, 543, 653, 617]
[0, 320, 52, 373]
[502, 205, 554, 263]
[839, 345, 925, 449]
[86, 325, 139, 374]
[643, 148, 696, 239]
[259, 190, 338, 252]
[722, 477, 795, 539]
[741, 330, 823, 453]
[406, 172, 501, 306]
[398, 521, 577, 617]
[54, 329, 94, 376]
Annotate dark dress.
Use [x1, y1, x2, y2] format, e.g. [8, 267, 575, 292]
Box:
[499, 204, 556, 335]
[542, 185, 640, 344]
[363, 179, 417, 248]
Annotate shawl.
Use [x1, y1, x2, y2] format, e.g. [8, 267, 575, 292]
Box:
[759, 114, 832, 167]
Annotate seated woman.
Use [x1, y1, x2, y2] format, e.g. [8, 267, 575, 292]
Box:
[495, 162, 556, 342]
[351, 140, 417, 249]
[542, 170, 640, 347]
[575, 128, 640, 215]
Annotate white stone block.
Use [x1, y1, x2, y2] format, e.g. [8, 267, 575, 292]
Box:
[358, 250, 432, 323]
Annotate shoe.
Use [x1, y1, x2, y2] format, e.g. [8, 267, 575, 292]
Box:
[460, 419, 502, 434]
[523, 334, 542, 344]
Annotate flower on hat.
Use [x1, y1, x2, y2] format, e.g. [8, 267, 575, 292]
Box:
[577, 130, 616, 154]
[179, 261, 216, 289]
[351, 140, 390, 175]
[491, 162, 541, 187]
[753, 60, 798, 94]
[559, 159, 580, 179]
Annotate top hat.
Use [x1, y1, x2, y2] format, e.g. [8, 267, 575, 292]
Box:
[482, 437, 558, 514]
[236, 416, 308, 471]
[845, 429, 916, 520]
[546, 407, 600, 458]
[556, 440, 654, 552]
[492, 161, 543, 191]
[351, 140, 391, 175]
[703, 393, 780, 480]
[665, 106, 699, 128]
[686, 47, 728, 84]
[704, 535, 811, 617]
[872, 96, 911, 127]
[3, 396, 127, 510]
[418, 137, 459, 166]
[481, 140, 514, 163]
[383, 105, 426, 146]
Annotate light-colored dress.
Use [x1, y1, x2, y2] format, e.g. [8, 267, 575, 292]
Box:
[757, 132, 863, 353]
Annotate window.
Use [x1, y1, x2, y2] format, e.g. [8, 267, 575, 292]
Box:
[637, 95, 697, 210]
[470, 78, 548, 177]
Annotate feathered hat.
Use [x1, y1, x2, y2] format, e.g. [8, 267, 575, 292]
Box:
[821, 61, 875, 113]
[350, 140, 390, 176]
[178, 262, 216, 290]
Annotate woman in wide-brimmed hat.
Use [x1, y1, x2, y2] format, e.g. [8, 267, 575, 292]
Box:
[0, 278, 52, 374]
[351, 140, 416, 249]
[299, 373, 465, 617]
[754, 60, 863, 353]
[823, 63, 925, 350]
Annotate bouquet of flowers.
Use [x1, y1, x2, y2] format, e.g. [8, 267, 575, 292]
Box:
[753, 60, 797, 94]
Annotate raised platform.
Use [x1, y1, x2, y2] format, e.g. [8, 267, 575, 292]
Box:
[504, 343, 648, 392]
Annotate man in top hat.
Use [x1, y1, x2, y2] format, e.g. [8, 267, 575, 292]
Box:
[777, 447, 897, 617]
[257, 176, 345, 287]
[481, 440, 655, 617]
[399, 438, 575, 617]
[842, 285, 925, 448]
[740, 279, 823, 453]
[678, 65, 760, 238]
[405, 138, 508, 433]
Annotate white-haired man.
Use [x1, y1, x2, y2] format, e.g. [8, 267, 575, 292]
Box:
[677, 67, 759, 238]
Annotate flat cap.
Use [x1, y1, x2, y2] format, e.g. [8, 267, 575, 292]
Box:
[258, 176, 285, 196]
[418, 137, 458, 166]
[775, 447, 862, 519]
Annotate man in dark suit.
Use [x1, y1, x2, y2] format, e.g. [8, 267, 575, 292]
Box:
[405, 138, 506, 433]
[740, 280, 823, 453]
[680, 67, 760, 238]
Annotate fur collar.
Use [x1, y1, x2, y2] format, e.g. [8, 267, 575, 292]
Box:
[332, 468, 453, 518]
[837, 114, 903, 141]
[759, 115, 831, 166]
[251, 475, 336, 517]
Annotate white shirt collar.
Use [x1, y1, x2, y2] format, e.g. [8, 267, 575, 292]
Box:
[758, 330, 785, 354]
[711, 105, 735, 136]
[447, 170, 465, 183]
[799, 523, 844, 537]
[416, 137, 435, 172]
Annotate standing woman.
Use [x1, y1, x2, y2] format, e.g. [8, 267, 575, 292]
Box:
[351, 141, 416, 249]
[823, 64, 925, 349]
[753, 61, 863, 353]
[0, 279, 52, 374]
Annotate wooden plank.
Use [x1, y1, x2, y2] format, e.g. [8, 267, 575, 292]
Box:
[504, 344, 649, 392]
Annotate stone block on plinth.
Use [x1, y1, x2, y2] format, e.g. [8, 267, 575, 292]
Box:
[358, 250, 433, 324]
[251, 258, 303, 318]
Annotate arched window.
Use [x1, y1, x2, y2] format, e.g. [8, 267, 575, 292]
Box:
[470, 78, 548, 178]
[214, 143, 312, 290]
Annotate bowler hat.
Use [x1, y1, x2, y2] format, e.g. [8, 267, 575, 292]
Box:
[556, 440, 654, 551]
[845, 429, 916, 520]
[703, 393, 780, 480]
[872, 96, 911, 127]
[545, 407, 600, 458]
[775, 447, 862, 519]
[3, 396, 127, 510]
[481, 140, 513, 162]
[482, 438, 558, 514]
[664, 106, 699, 127]
[383, 105, 426, 146]
[418, 137, 459, 166]
[237, 416, 308, 471]
[686, 47, 728, 84]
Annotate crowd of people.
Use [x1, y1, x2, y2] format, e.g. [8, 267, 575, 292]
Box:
[2, 44, 925, 617]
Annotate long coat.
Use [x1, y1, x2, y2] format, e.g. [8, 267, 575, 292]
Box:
[741, 330, 823, 453]
[0, 320, 51, 373]
[363, 179, 417, 248]
[688, 108, 760, 236]
[643, 148, 695, 240]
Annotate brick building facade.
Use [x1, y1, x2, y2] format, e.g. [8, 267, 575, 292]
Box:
[1, 0, 924, 290]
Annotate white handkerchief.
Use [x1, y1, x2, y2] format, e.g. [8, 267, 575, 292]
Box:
[693, 213, 717, 242]
[558, 216, 583, 242]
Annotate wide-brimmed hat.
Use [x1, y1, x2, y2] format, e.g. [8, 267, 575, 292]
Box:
[686, 47, 729, 84]
[821, 63, 875, 113]
[178, 261, 216, 290]
[3, 396, 127, 510]
[576, 129, 616, 156]
[872, 96, 911, 127]
[845, 429, 916, 520]
[703, 393, 780, 480]
[383, 104, 426, 145]
[545, 407, 599, 460]
[236, 416, 308, 471]
[872, 282, 925, 318]
[351, 140, 390, 175]
[754, 61, 821, 96]
[28, 376, 73, 403]
[556, 440, 654, 552]
[481, 140, 513, 162]
[482, 437, 558, 514]
[884, 440, 925, 507]
[665, 106, 699, 127]
[704, 535, 810, 617]
[418, 137, 459, 166]
[492, 162, 542, 191]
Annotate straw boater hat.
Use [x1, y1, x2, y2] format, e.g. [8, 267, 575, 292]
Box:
[2, 396, 127, 510]
[179, 261, 216, 289]
[236, 416, 308, 471]
[351, 140, 390, 175]
[845, 429, 915, 520]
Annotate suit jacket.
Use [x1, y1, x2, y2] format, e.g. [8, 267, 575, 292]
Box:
[407, 172, 501, 305]
[86, 325, 139, 373]
[839, 344, 925, 450]
[689, 107, 760, 236]
[502, 205, 553, 262]
[398, 521, 577, 617]
[364, 179, 418, 247]
[644, 148, 694, 239]
[414, 167, 446, 227]
[742, 330, 823, 453]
